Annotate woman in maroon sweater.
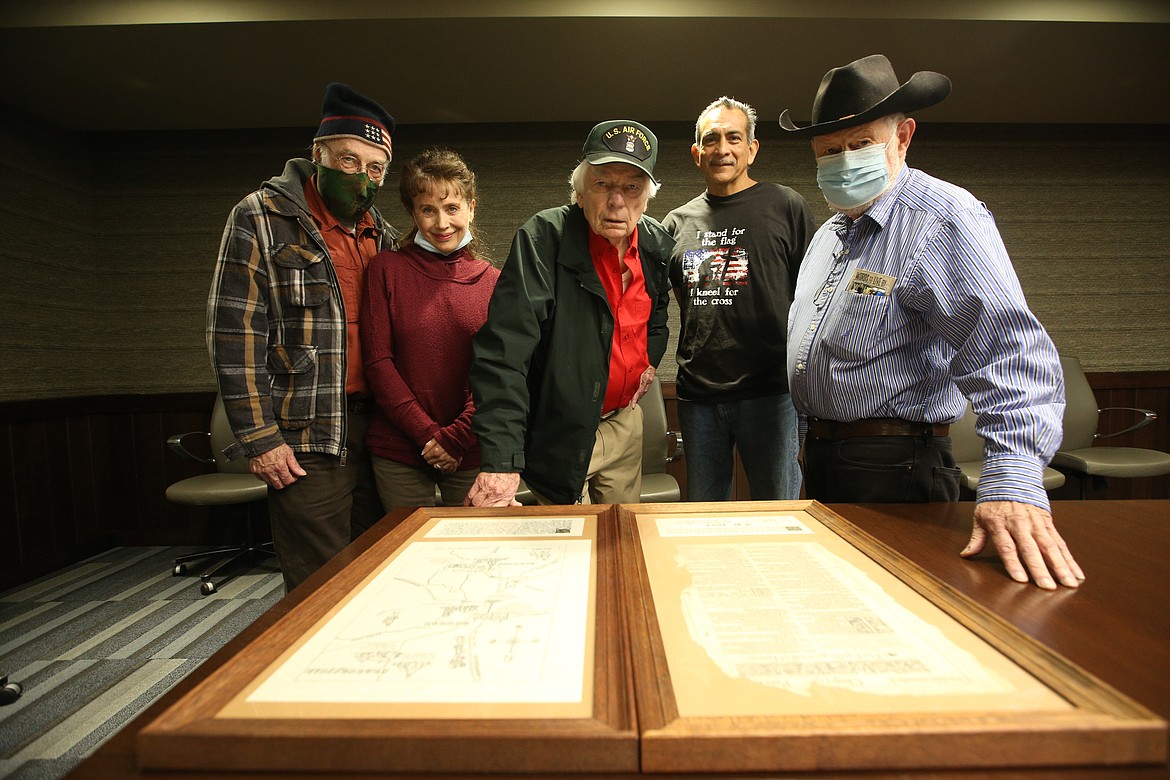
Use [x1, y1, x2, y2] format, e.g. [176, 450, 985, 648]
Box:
[360, 148, 499, 508]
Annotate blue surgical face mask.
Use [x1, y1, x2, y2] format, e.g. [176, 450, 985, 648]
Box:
[815, 143, 891, 211]
[415, 229, 472, 257]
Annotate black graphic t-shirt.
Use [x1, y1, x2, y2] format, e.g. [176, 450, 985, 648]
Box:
[662, 182, 814, 401]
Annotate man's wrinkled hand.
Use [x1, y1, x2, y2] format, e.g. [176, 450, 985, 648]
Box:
[464, 472, 523, 507]
[629, 365, 657, 407]
[964, 500, 1085, 590]
[249, 443, 306, 489]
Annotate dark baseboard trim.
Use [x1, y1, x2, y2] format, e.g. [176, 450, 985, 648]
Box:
[1083, 371, 1170, 390]
[0, 391, 216, 424]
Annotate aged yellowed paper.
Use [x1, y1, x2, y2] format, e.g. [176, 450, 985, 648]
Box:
[246, 539, 592, 705]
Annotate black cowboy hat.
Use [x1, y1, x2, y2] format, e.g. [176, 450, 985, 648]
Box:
[779, 54, 951, 137]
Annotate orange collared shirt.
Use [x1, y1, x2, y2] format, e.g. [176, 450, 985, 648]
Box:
[303, 177, 381, 397]
[588, 226, 651, 414]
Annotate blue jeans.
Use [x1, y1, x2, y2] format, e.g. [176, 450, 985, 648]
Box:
[677, 393, 802, 501]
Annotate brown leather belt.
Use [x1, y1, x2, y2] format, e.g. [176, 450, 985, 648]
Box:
[807, 417, 950, 440]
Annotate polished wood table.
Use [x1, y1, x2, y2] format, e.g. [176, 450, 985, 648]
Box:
[67, 501, 1170, 779]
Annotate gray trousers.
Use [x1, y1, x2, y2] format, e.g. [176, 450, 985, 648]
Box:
[267, 409, 382, 592]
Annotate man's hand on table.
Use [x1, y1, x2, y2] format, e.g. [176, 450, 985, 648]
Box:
[964, 500, 1085, 590]
[464, 472, 523, 507]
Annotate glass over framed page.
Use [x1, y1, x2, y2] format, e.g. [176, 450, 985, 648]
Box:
[138, 505, 638, 775]
[619, 500, 1167, 773]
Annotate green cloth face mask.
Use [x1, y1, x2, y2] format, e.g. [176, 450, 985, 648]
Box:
[315, 164, 379, 223]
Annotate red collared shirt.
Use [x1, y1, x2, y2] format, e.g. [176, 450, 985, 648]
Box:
[303, 177, 381, 397]
[588, 227, 651, 414]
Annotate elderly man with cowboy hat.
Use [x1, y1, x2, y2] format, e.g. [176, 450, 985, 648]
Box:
[780, 54, 1082, 590]
[208, 83, 399, 592]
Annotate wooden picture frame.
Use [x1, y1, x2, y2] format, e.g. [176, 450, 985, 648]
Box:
[138, 505, 638, 775]
[619, 500, 1167, 774]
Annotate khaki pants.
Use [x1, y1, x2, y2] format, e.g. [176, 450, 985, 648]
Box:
[372, 457, 478, 509]
[535, 404, 644, 505]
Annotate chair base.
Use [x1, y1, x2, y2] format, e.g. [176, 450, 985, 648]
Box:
[0, 672, 22, 706]
[173, 541, 276, 595]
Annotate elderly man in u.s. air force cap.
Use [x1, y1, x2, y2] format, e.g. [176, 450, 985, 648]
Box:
[466, 120, 675, 508]
[781, 54, 1083, 590]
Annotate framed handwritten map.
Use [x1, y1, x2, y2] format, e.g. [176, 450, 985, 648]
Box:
[619, 500, 1167, 772]
[138, 505, 636, 774]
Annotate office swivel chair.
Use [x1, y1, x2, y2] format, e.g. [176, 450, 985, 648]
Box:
[950, 401, 1066, 493]
[165, 395, 274, 595]
[637, 376, 684, 502]
[1050, 355, 1170, 498]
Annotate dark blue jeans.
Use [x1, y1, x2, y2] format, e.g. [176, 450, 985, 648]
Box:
[678, 393, 802, 501]
[803, 434, 961, 503]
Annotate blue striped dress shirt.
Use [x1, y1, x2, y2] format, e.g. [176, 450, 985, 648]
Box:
[788, 165, 1064, 509]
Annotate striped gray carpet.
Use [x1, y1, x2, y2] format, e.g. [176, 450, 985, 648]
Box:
[0, 546, 284, 779]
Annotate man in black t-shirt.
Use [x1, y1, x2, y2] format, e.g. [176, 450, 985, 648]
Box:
[662, 97, 815, 501]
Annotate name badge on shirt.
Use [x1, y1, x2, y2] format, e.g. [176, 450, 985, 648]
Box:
[846, 269, 896, 297]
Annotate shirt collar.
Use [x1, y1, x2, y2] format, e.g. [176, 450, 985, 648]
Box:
[860, 163, 911, 230]
[587, 223, 640, 262]
[830, 163, 912, 238]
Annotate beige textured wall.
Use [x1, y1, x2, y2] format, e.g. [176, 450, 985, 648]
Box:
[1, 116, 1167, 402]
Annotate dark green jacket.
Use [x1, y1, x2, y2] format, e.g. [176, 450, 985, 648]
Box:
[470, 204, 674, 503]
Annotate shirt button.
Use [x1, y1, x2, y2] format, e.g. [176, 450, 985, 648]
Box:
[796, 363, 804, 371]
[808, 323, 817, 332]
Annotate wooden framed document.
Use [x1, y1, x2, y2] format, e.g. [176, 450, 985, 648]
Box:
[619, 500, 1167, 773]
[138, 505, 637, 774]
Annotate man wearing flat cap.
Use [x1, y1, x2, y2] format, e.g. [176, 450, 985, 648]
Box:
[780, 54, 1083, 590]
[466, 120, 674, 507]
[208, 82, 399, 591]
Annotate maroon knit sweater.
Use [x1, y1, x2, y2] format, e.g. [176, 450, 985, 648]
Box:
[360, 242, 499, 468]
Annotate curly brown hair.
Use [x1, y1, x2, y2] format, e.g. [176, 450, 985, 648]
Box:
[397, 147, 488, 260]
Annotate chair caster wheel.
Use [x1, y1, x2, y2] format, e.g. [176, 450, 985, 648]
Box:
[199, 581, 217, 596]
[0, 678, 22, 706]
[173, 564, 187, 576]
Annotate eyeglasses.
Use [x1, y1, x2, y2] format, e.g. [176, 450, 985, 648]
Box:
[322, 145, 387, 180]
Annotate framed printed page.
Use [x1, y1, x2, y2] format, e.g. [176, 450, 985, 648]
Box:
[138, 505, 637, 774]
[619, 500, 1167, 773]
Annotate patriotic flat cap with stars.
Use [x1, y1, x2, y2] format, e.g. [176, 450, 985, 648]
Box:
[314, 82, 395, 160]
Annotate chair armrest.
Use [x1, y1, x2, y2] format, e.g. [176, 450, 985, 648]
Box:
[665, 430, 684, 463]
[1095, 407, 1157, 440]
[167, 431, 215, 465]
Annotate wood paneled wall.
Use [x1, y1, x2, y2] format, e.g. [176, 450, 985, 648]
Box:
[3, 376, 1168, 592]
